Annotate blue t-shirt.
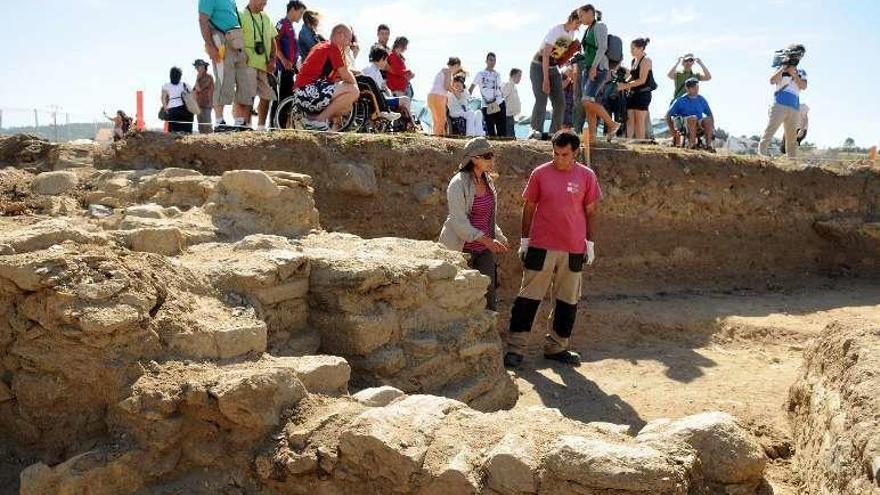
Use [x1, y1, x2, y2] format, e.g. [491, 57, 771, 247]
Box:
[199, 0, 240, 33]
[667, 94, 712, 119]
[774, 69, 807, 110]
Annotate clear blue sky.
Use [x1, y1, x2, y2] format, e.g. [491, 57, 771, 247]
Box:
[1, 0, 877, 147]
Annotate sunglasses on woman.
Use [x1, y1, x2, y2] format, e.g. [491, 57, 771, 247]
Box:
[476, 152, 495, 160]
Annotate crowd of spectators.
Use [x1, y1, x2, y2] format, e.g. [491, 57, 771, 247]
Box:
[156, 1, 806, 156]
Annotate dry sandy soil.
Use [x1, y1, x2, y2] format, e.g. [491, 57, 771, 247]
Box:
[498, 280, 880, 493]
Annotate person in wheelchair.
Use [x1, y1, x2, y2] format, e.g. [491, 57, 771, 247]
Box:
[360, 47, 413, 125]
[665, 78, 715, 150]
[448, 76, 485, 137]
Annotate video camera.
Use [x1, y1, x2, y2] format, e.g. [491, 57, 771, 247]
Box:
[772, 45, 805, 68]
[611, 66, 628, 84]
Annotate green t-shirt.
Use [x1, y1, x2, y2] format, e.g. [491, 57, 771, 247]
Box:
[674, 69, 696, 99]
[240, 8, 277, 72]
[580, 27, 598, 69]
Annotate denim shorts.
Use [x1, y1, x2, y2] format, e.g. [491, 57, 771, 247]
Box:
[581, 68, 608, 102]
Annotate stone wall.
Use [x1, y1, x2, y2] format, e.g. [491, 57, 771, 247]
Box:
[787, 319, 880, 494]
[299, 233, 518, 411]
[89, 132, 880, 295]
[20, 365, 768, 495]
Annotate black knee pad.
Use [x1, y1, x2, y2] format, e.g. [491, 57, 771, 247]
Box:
[510, 297, 541, 333]
[553, 299, 578, 338]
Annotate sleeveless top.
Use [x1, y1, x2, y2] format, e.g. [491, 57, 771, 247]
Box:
[629, 56, 656, 93]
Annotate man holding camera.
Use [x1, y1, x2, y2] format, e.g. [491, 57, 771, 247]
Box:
[759, 44, 807, 158]
[240, 0, 278, 130]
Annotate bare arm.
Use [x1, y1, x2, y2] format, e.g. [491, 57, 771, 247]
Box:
[667, 58, 680, 80]
[624, 57, 652, 89]
[199, 13, 213, 47]
[161, 90, 169, 109]
[789, 68, 807, 90]
[696, 59, 712, 81]
[199, 13, 222, 63]
[769, 67, 786, 85]
[542, 45, 552, 80]
[521, 201, 538, 238]
[338, 65, 357, 85]
[444, 69, 453, 92]
[468, 83, 476, 94]
[584, 201, 597, 241]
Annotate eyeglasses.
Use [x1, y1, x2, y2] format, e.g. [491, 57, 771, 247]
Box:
[476, 152, 495, 160]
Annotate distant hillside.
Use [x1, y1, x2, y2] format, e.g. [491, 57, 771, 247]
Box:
[0, 123, 113, 142]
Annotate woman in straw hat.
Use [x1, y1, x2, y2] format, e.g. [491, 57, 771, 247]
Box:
[439, 137, 510, 310]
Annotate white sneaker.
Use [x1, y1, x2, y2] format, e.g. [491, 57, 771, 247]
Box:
[527, 130, 542, 140]
[380, 111, 401, 122]
[302, 117, 330, 131]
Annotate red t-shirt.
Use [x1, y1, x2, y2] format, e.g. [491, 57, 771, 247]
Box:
[386, 52, 408, 92]
[523, 162, 602, 254]
[295, 41, 345, 89]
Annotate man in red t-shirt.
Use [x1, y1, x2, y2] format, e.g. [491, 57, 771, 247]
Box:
[292, 24, 359, 130]
[506, 130, 602, 368]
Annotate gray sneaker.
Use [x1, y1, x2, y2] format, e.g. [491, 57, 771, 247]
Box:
[302, 117, 330, 131]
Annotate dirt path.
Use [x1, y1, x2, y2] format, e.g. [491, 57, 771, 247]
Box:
[498, 281, 880, 494]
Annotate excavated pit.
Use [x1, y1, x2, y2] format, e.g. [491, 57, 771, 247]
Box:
[1, 132, 879, 494]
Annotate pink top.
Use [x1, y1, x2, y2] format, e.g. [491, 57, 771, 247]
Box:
[523, 162, 602, 254]
[462, 191, 495, 253]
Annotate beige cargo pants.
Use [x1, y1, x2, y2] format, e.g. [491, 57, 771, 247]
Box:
[508, 247, 584, 355]
[758, 103, 799, 157]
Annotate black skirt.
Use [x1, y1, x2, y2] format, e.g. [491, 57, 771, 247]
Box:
[628, 90, 652, 111]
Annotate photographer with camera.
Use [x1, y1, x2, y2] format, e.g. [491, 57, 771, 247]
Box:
[758, 44, 807, 158]
[239, 0, 278, 130]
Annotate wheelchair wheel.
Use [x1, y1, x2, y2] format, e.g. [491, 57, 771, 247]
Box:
[339, 99, 369, 132]
[273, 96, 303, 130]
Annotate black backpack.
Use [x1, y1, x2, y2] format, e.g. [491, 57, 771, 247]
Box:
[606, 34, 623, 64]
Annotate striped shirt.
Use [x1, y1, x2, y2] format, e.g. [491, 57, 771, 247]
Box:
[462, 191, 494, 253]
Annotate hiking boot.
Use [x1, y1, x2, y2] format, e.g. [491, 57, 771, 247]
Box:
[544, 350, 582, 366]
[503, 352, 524, 369]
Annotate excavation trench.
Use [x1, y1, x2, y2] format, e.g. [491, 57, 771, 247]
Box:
[0, 132, 878, 494]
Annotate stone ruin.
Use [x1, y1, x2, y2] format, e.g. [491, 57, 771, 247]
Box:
[1, 147, 778, 494]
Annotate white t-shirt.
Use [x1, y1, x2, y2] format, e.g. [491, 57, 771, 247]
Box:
[773, 68, 807, 109]
[361, 64, 388, 92]
[472, 70, 503, 107]
[537, 24, 578, 66]
[501, 81, 521, 117]
[447, 91, 469, 118]
[430, 70, 448, 96]
[163, 82, 186, 109]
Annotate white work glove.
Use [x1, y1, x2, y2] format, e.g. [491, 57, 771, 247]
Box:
[585, 240, 596, 266]
[518, 238, 529, 261]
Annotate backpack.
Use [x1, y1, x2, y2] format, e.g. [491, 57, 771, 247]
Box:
[606, 34, 623, 64]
